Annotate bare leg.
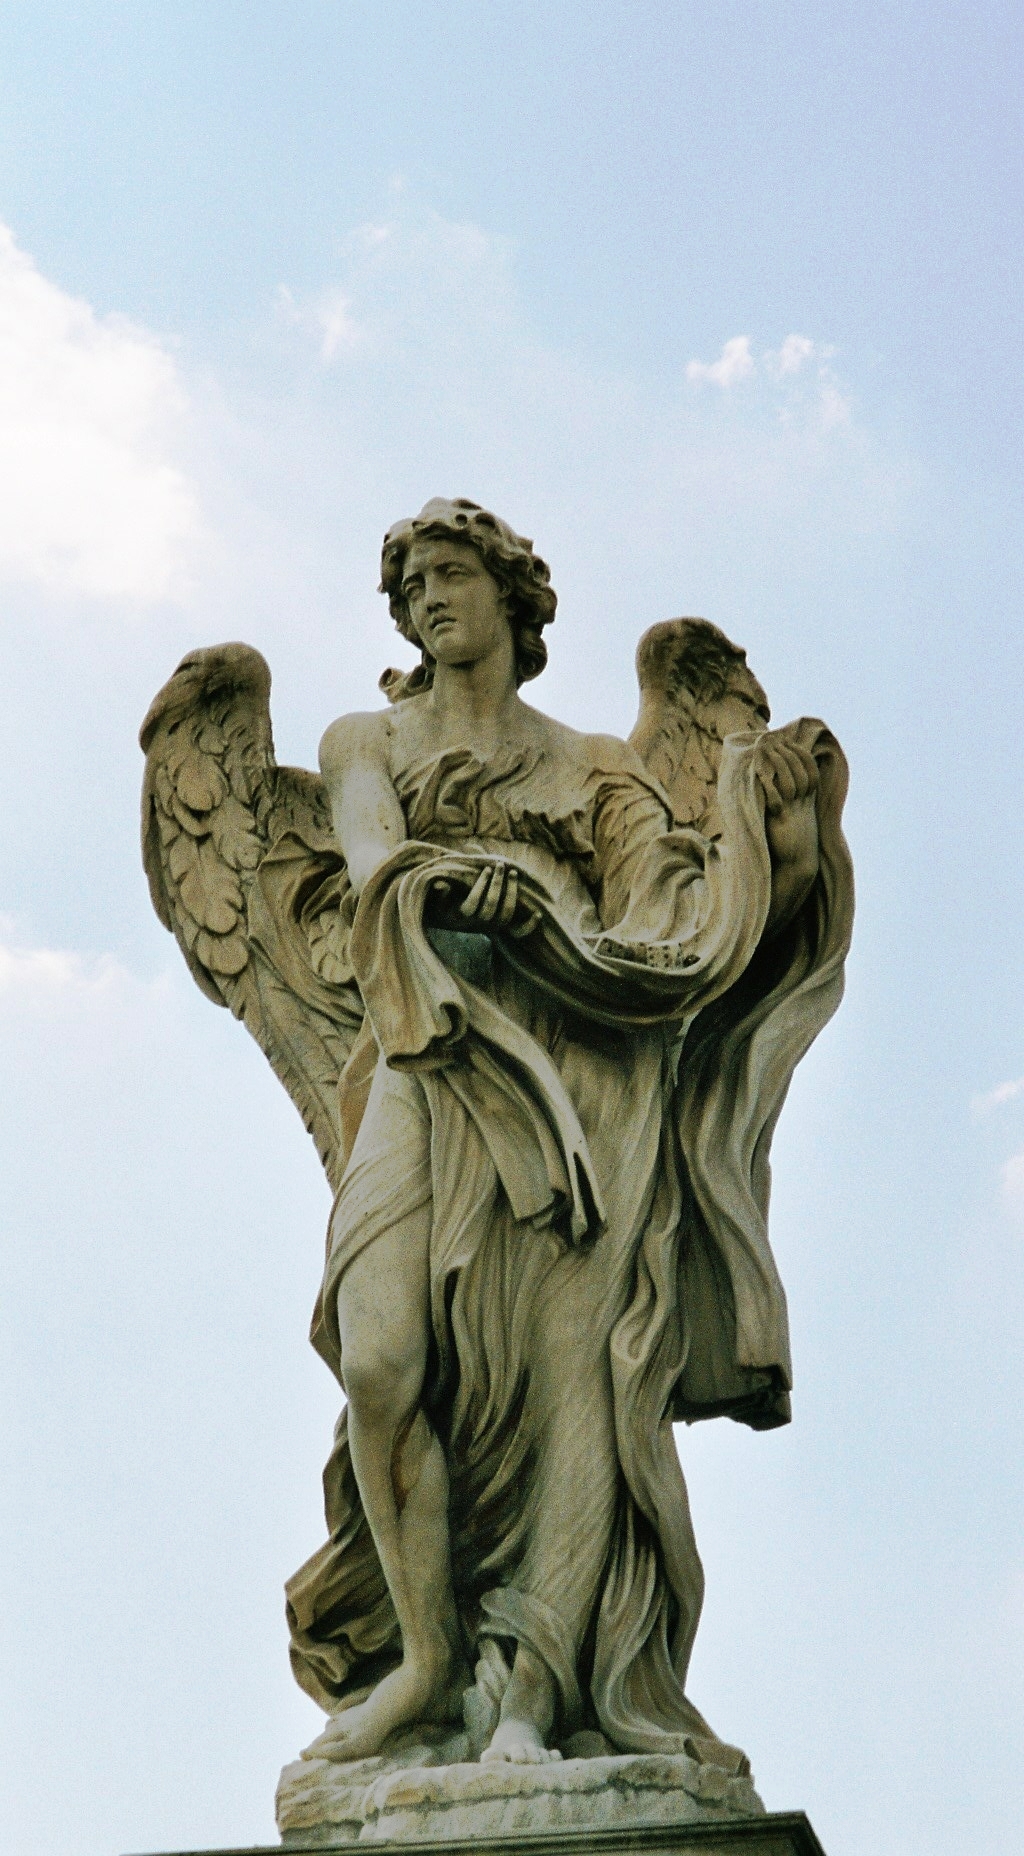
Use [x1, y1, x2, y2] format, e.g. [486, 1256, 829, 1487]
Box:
[305, 1194, 466, 1761]
[481, 1647, 561, 1764]
[481, 1246, 620, 1763]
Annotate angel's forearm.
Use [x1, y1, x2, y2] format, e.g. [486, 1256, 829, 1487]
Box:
[342, 832, 406, 895]
[764, 855, 817, 937]
[762, 791, 818, 937]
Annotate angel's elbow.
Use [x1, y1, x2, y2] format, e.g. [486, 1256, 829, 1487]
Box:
[344, 839, 390, 895]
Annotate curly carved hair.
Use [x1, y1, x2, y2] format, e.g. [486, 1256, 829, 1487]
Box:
[378, 498, 556, 699]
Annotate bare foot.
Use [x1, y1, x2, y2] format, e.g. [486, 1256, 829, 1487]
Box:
[480, 1643, 560, 1765]
[481, 1717, 563, 1765]
[302, 1649, 464, 1764]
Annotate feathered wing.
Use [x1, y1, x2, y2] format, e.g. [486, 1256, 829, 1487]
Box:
[628, 616, 771, 829]
[629, 615, 854, 1431]
[140, 643, 363, 1191]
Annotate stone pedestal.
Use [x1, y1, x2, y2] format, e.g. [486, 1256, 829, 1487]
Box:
[269, 1736, 828, 1856]
[273, 1704, 784, 1853]
[278, 1746, 767, 1848]
[127, 1813, 826, 1856]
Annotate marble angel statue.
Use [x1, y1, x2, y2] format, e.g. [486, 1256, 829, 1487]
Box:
[140, 498, 852, 1778]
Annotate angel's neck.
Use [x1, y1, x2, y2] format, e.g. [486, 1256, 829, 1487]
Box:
[428, 655, 523, 745]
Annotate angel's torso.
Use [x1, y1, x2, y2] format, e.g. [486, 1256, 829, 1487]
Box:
[378, 693, 671, 929]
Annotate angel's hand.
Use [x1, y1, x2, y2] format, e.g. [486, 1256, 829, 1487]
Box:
[754, 734, 820, 933]
[430, 861, 541, 940]
[754, 733, 819, 816]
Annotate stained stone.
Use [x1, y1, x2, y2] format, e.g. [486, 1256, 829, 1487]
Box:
[277, 1747, 764, 1846]
[140, 498, 851, 1830]
[128, 1815, 826, 1856]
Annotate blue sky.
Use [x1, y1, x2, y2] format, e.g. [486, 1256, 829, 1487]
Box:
[0, 6, 1022, 1855]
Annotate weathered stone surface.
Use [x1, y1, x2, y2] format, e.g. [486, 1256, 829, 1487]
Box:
[141, 498, 853, 1790]
[276, 1726, 468, 1845]
[277, 1746, 764, 1846]
[129, 1810, 825, 1856]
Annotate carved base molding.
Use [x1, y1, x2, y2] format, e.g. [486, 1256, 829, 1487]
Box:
[274, 1744, 775, 1849]
[129, 1810, 825, 1856]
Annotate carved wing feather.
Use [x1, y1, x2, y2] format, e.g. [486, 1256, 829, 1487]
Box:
[629, 617, 770, 829]
[141, 644, 363, 1188]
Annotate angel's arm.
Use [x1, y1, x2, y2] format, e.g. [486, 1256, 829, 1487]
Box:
[319, 712, 407, 894]
[754, 732, 821, 936]
[591, 769, 679, 931]
[320, 713, 533, 933]
[590, 736, 819, 953]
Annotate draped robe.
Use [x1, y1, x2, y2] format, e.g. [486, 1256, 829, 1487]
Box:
[285, 716, 852, 1754]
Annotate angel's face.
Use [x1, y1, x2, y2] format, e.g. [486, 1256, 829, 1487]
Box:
[400, 537, 511, 668]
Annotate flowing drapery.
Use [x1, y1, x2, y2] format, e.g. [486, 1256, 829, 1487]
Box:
[286, 727, 853, 1753]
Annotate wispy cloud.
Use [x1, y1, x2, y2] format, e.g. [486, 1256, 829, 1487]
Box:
[0, 918, 164, 1013]
[972, 1076, 1024, 1117]
[0, 223, 199, 601]
[1001, 1151, 1024, 1221]
[765, 333, 817, 378]
[276, 283, 360, 360]
[277, 209, 519, 371]
[686, 335, 755, 388]
[686, 330, 852, 429]
[817, 381, 852, 429]
[212, 198, 912, 704]
[968, 1076, 1024, 1223]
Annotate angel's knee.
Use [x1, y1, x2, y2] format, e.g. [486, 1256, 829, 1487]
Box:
[340, 1329, 424, 1431]
[334, 1203, 430, 1432]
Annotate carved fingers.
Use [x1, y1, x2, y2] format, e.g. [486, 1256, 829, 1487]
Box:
[430, 860, 541, 940]
[754, 735, 820, 816]
[461, 861, 514, 924]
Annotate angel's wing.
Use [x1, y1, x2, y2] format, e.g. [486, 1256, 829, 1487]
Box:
[140, 643, 363, 1190]
[628, 617, 771, 830]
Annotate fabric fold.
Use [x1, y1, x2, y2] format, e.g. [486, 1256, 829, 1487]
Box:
[286, 721, 853, 1757]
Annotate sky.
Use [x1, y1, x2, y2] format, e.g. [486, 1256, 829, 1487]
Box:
[0, 4, 1022, 1854]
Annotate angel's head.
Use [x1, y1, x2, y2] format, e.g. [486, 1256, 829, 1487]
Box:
[378, 498, 556, 700]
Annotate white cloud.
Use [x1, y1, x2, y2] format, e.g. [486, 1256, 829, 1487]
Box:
[0, 222, 199, 600]
[0, 937, 100, 996]
[973, 1076, 1024, 1117]
[1001, 1151, 1024, 1220]
[276, 283, 360, 360]
[819, 381, 852, 429]
[778, 333, 815, 375]
[0, 917, 165, 1015]
[686, 335, 756, 388]
[281, 222, 860, 476]
[228, 200, 908, 717]
[686, 331, 852, 429]
[278, 208, 520, 376]
[764, 333, 840, 382]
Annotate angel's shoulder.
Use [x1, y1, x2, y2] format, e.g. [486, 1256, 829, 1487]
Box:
[584, 730, 650, 780]
[543, 713, 655, 785]
[520, 705, 611, 768]
[318, 706, 393, 777]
